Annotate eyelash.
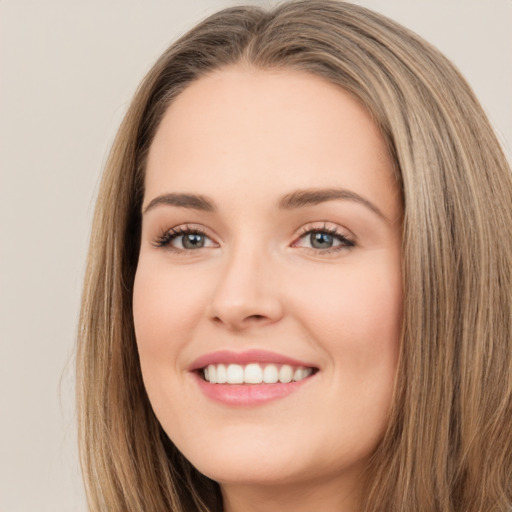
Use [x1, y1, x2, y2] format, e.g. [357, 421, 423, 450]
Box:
[153, 223, 356, 255]
[294, 224, 356, 254]
[153, 225, 211, 253]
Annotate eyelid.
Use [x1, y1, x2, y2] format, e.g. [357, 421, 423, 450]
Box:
[296, 221, 354, 239]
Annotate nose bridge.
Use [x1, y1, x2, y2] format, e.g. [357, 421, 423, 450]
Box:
[208, 237, 283, 330]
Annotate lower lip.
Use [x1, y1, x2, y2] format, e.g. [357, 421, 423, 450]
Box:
[193, 373, 313, 406]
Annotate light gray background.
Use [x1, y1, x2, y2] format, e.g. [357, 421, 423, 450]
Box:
[1, 1, 510, 511]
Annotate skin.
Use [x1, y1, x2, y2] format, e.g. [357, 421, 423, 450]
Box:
[133, 66, 403, 512]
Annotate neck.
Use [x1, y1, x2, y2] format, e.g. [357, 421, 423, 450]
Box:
[221, 472, 363, 512]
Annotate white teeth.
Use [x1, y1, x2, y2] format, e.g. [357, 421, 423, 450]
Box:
[263, 364, 279, 383]
[296, 368, 313, 380]
[216, 364, 227, 384]
[202, 363, 314, 384]
[208, 365, 217, 384]
[293, 367, 305, 381]
[244, 363, 263, 384]
[226, 364, 244, 384]
[278, 365, 293, 383]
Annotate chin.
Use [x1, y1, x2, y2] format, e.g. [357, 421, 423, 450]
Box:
[173, 425, 374, 491]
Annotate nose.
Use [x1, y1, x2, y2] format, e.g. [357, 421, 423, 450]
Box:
[207, 245, 284, 331]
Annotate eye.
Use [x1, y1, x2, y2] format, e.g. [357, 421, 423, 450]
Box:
[154, 225, 218, 252]
[293, 224, 356, 254]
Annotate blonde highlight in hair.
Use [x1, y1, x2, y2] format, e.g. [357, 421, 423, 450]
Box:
[77, 1, 512, 510]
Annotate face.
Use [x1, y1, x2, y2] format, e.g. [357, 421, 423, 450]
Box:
[133, 67, 403, 501]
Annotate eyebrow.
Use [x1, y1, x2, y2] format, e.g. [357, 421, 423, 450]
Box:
[144, 193, 216, 214]
[143, 187, 387, 221]
[278, 188, 386, 220]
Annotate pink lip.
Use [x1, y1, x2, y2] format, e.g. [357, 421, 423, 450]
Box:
[189, 349, 316, 371]
[193, 374, 313, 406]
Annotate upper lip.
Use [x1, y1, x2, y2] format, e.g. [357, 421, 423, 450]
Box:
[189, 349, 317, 372]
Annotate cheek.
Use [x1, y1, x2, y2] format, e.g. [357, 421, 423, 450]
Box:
[132, 262, 208, 358]
[132, 261, 211, 424]
[292, 255, 402, 399]
[296, 256, 402, 345]
[312, 262, 402, 435]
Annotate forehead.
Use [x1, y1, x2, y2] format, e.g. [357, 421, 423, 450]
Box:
[145, 66, 400, 220]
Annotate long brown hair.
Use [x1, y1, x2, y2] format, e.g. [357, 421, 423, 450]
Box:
[77, 1, 512, 510]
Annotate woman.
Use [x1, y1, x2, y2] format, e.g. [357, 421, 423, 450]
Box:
[76, 1, 512, 511]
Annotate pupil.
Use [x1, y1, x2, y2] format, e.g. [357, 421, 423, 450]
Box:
[311, 232, 333, 248]
[183, 233, 204, 249]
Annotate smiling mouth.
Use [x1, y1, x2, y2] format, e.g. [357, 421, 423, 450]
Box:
[200, 363, 317, 384]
